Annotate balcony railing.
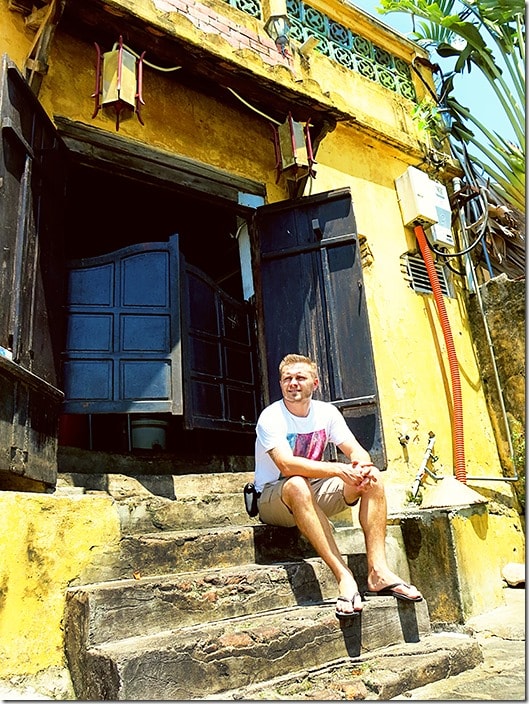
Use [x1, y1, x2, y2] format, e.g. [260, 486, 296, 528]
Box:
[222, 0, 417, 101]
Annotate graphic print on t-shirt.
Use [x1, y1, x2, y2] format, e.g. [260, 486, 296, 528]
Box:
[287, 430, 327, 461]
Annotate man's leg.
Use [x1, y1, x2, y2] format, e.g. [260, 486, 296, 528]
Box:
[344, 471, 422, 600]
[282, 476, 363, 615]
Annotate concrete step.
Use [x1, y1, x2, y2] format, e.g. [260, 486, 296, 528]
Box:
[76, 522, 376, 585]
[59, 469, 482, 700]
[57, 471, 255, 532]
[202, 632, 484, 700]
[66, 599, 433, 700]
[66, 558, 349, 647]
[57, 447, 254, 480]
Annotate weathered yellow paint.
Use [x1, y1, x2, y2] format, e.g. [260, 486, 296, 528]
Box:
[451, 509, 525, 618]
[301, 131, 513, 508]
[25, 0, 430, 182]
[0, 0, 524, 684]
[0, 492, 120, 677]
[400, 501, 525, 624]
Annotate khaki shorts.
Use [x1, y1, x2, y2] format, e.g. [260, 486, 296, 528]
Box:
[257, 476, 358, 528]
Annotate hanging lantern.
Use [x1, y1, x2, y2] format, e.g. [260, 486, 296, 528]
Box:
[92, 35, 145, 131]
[263, 0, 291, 57]
[272, 112, 316, 182]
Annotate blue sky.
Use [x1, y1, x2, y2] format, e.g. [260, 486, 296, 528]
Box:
[351, 0, 518, 144]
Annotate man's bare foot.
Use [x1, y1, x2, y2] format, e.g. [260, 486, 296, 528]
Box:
[335, 593, 363, 619]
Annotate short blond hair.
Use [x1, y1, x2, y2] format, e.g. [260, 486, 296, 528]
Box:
[279, 354, 318, 379]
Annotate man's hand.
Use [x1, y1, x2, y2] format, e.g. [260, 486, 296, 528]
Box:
[336, 461, 377, 492]
[354, 461, 378, 491]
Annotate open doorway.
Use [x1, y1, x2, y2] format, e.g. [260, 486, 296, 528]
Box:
[64, 163, 245, 299]
[59, 160, 259, 457]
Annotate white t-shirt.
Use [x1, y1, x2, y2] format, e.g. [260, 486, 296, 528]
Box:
[254, 399, 354, 492]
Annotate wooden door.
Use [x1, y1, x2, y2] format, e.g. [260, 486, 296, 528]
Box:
[181, 260, 258, 432]
[253, 188, 386, 467]
[0, 56, 66, 382]
[0, 56, 66, 486]
[63, 236, 182, 415]
[63, 237, 259, 433]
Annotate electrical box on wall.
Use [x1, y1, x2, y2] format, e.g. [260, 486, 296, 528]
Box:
[395, 166, 455, 249]
[395, 166, 438, 228]
[427, 180, 455, 247]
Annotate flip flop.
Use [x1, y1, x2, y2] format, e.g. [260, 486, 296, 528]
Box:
[335, 593, 362, 620]
[364, 582, 423, 602]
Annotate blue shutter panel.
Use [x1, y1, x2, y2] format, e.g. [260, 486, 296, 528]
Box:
[63, 235, 182, 414]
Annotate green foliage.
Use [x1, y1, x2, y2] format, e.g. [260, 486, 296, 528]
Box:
[405, 488, 424, 506]
[378, 0, 525, 212]
[412, 100, 445, 135]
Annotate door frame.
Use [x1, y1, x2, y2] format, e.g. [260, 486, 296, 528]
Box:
[55, 117, 265, 211]
[55, 117, 267, 433]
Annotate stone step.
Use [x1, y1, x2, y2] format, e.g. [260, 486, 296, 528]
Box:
[66, 558, 347, 648]
[76, 522, 375, 585]
[66, 599, 432, 700]
[77, 524, 315, 583]
[57, 447, 254, 481]
[202, 632, 484, 700]
[59, 469, 460, 701]
[56, 471, 255, 532]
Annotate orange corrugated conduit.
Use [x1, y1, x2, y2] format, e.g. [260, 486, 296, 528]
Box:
[414, 224, 467, 483]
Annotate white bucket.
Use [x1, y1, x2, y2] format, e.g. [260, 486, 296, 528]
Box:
[131, 418, 168, 450]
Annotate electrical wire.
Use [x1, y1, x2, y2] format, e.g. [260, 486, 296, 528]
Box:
[425, 222, 487, 259]
[113, 42, 182, 72]
[424, 182, 491, 262]
[411, 56, 441, 103]
[226, 87, 281, 125]
[442, 253, 467, 277]
[411, 56, 498, 276]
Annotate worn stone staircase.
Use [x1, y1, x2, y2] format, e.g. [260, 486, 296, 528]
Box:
[58, 463, 483, 700]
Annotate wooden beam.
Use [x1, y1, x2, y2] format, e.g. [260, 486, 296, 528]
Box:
[55, 117, 266, 210]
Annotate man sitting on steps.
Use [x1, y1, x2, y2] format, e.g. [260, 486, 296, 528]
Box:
[253, 353, 422, 620]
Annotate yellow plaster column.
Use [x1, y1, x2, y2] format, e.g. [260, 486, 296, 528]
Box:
[0, 492, 120, 678]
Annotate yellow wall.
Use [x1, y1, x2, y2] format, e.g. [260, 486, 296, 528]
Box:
[452, 510, 525, 616]
[0, 493, 120, 679]
[301, 127, 513, 510]
[401, 501, 525, 622]
[0, 0, 524, 684]
[2, 0, 521, 498]
[26, 1, 502, 507]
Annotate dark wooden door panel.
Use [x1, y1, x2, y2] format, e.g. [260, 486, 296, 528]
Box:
[0, 56, 66, 383]
[0, 57, 66, 486]
[254, 188, 386, 467]
[181, 261, 258, 432]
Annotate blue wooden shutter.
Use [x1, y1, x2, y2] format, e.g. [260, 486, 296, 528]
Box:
[63, 235, 182, 414]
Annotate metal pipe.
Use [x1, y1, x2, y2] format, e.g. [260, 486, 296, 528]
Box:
[411, 431, 442, 498]
[465, 475, 519, 482]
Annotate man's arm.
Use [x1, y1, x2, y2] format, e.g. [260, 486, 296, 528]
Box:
[268, 437, 375, 490]
[337, 436, 372, 466]
[268, 443, 347, 479]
